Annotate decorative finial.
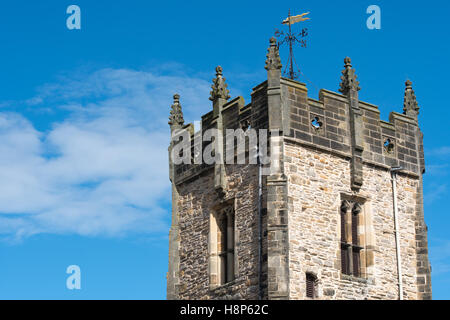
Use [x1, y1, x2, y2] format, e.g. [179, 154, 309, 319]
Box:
[403, 80, 419, 120]
[168, 93, 184, 128]
[209, 66, 230, 102]
[339, 57, 360, 96]
[406, 79, 413, 88]
[216, 66, 223, 75]
[344, 57, 352, 67]
[265, 37, 282, 71]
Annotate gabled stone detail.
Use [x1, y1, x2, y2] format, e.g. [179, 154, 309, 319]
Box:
[265, 37, 282, 71]
[168, 93, 184, 129]
[339, 57, 360, 96]
[210, 66, 230, 102]
[403, 80, 420, 121]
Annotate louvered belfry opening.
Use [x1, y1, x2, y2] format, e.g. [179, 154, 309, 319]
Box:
[340, 200, 363, 278]
[306, 273, 317, 299]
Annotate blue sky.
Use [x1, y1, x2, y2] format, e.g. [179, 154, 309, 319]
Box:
[0, 0, 448, 299]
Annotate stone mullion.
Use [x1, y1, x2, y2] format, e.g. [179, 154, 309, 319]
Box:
[358, 206, 367, 278]
[347, 202, 354, 277]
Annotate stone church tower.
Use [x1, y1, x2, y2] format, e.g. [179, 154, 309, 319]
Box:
[166, 38, 432, 300]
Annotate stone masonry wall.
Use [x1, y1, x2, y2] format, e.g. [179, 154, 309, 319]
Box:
[285, 142, 420, 299]
[176, 163, 261, 299]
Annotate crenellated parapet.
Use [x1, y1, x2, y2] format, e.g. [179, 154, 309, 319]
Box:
[169, 50, 426, 186]
[286, 60, 424, 178]
[169, 68, 270, 186]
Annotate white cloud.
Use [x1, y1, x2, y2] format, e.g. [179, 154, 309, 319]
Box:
[426, 164, 450, 176]
[430, 239, 450, 277]
[426, 146, 450, 157]
[0, 67, 213, 241]
[424, 183, 448, 206]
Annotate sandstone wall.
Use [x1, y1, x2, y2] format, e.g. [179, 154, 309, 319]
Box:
[285, 142, 420, 299]
[176, 163, 261, 299]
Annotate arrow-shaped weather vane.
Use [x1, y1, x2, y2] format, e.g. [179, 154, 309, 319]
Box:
[275, 10, 310, 80]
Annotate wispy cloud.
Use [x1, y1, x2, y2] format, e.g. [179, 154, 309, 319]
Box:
[424, 183, 448, 206]
[0, 67, 213, 241]
[426, 146, 450, 158]
[430, 239, 450, 277]
[422, 146, 450, 205]
[426, 164, 450, 177]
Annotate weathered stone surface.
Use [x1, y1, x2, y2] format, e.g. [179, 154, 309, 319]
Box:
[285, 143, 423, 299]
[175, 164, 261, 299]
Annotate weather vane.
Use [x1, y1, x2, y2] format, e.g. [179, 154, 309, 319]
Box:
[274, 9, 310, 80]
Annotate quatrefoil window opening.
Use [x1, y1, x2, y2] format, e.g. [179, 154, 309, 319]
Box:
[311, 116, 323, 130]
[384, 138, 395, 154]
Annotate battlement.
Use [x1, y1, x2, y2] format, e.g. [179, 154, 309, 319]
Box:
[285, 78, 424, 176]
[169, 59, 425, 186]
